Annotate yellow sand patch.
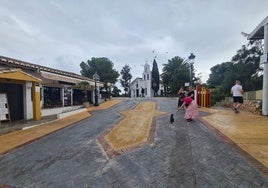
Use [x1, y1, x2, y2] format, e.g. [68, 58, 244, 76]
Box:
[104, 101, 166, 150]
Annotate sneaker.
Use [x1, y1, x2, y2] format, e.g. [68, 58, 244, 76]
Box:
[186, 118, 193, 122]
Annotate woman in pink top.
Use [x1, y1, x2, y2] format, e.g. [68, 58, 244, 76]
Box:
[178, 97, 199, 122]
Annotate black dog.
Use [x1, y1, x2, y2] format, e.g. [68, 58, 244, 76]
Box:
[170, 114, 174, 124]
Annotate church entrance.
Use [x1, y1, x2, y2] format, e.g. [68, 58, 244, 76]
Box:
[136, 89, 139, 97]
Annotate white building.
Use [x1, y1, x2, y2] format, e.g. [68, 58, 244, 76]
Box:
[129, 62, 164, 98]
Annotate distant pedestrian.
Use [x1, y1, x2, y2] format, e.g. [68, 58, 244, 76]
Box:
[177, 97, 199, 122]
[141, 88, 145, 98]
[231, 80, 244, 113]
[177, 86, 186, 109]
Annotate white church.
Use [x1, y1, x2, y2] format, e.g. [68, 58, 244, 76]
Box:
[129, 62, 164, 98]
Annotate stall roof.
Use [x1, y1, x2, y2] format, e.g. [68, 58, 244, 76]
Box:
[0, 68, 41, 82]
[0, 55, 103, 87]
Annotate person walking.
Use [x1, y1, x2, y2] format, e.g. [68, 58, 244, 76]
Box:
[231, 80, 244, 113]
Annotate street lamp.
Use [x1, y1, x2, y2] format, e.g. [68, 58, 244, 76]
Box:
[93, 72, 100, 106]
[188, 53, 196, 86]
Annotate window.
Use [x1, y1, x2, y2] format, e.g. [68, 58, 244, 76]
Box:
[147, 74, 149, 80]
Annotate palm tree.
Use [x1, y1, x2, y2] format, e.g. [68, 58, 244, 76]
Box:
[161, 56, 189, 94]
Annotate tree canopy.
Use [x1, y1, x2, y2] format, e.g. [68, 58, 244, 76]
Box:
[207, 40, 263, 93]
[207, 39, 263, 104]
[151, 59, 160, 96]
[161, 56, 190, 94]
[120, 64, 132, 95]
[80, 57, 120, 85]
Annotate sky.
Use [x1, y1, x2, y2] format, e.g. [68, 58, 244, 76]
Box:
[1, 0, 268, 85]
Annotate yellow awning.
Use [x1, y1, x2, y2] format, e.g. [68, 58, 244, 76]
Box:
[0, 68, 41, 82]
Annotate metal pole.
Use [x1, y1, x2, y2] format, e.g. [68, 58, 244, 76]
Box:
[94, 79, 99, 106]
[189, 64, 192, 86]
[188, 53, 195, 86]
[263, 24, 268, 115]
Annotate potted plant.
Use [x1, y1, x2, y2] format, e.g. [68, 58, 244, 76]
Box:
[77, 81, 91, 107]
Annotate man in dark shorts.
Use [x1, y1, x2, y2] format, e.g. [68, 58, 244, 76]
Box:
[231, 80, 244, 113]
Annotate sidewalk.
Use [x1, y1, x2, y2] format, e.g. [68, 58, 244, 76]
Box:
[0, 99, 122, 155]
[199, 107, 268, 171]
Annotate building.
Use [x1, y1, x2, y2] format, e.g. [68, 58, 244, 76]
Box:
[0, 56, 103, 123]
[129, 62, 164, 98]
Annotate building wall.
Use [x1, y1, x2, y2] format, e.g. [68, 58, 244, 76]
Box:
[215, 89, 263, 114]
[0, 56, 104, 122]
[41, 105, 83, 117]
[129, 63, 163, 98]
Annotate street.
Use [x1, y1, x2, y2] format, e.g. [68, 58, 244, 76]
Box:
[0, 98, 268, 188]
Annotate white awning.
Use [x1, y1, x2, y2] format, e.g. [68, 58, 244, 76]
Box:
[248, 16, 268, 40]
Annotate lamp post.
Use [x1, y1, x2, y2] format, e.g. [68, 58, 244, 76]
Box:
[93, 72, 100, 106]
[188, 53, 196, 86]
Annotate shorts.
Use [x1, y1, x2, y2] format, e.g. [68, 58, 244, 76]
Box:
[233, 96, 243, 104]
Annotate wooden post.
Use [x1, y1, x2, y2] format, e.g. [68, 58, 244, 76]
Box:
[32, 82, 41, 121]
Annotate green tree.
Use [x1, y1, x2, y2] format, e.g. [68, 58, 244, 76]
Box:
[120, 64, 132, 95]
[207, 39, 263, 104]
[208, 40, 263, 89]
[80, 57, 120, 88]
[231, 40, 263, 91]
[151, 59, 160, 96]
[161, 56, 189, 94]
[111, 85, 121, 97]
[207, 62, 232, 88]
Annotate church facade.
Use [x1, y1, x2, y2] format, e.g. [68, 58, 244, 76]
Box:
[129, 63, 164, 98]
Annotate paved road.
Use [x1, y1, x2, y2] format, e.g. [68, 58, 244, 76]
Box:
[0, 98, 268, 187]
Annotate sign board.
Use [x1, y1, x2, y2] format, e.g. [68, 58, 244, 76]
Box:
[0, 93, 10, 121]
[185, 82, 190, 87]
[260, 53, 268, 64]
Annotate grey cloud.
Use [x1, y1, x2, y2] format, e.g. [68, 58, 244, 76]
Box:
[0, 0, 268, 83]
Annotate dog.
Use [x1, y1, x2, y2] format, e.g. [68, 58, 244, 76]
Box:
[170, 114, 174, 124]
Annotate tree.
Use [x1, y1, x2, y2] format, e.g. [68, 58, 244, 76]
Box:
[207, 38, 263, 105]
[207, 62, 232, 88]
[207, 40, 263, 92]
[151, 59, 160, 96]
[111, 85, 121, 97]
[231, 40, 263, 91]
[80, 57, 120, 89]
[161, 56, 189, 94]
[120, 64, 132, 95]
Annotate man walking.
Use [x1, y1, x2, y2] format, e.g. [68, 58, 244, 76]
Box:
[231, 80, 244, 113]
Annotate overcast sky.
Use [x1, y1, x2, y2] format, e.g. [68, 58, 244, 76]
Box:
[1, 0, 268, 84]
